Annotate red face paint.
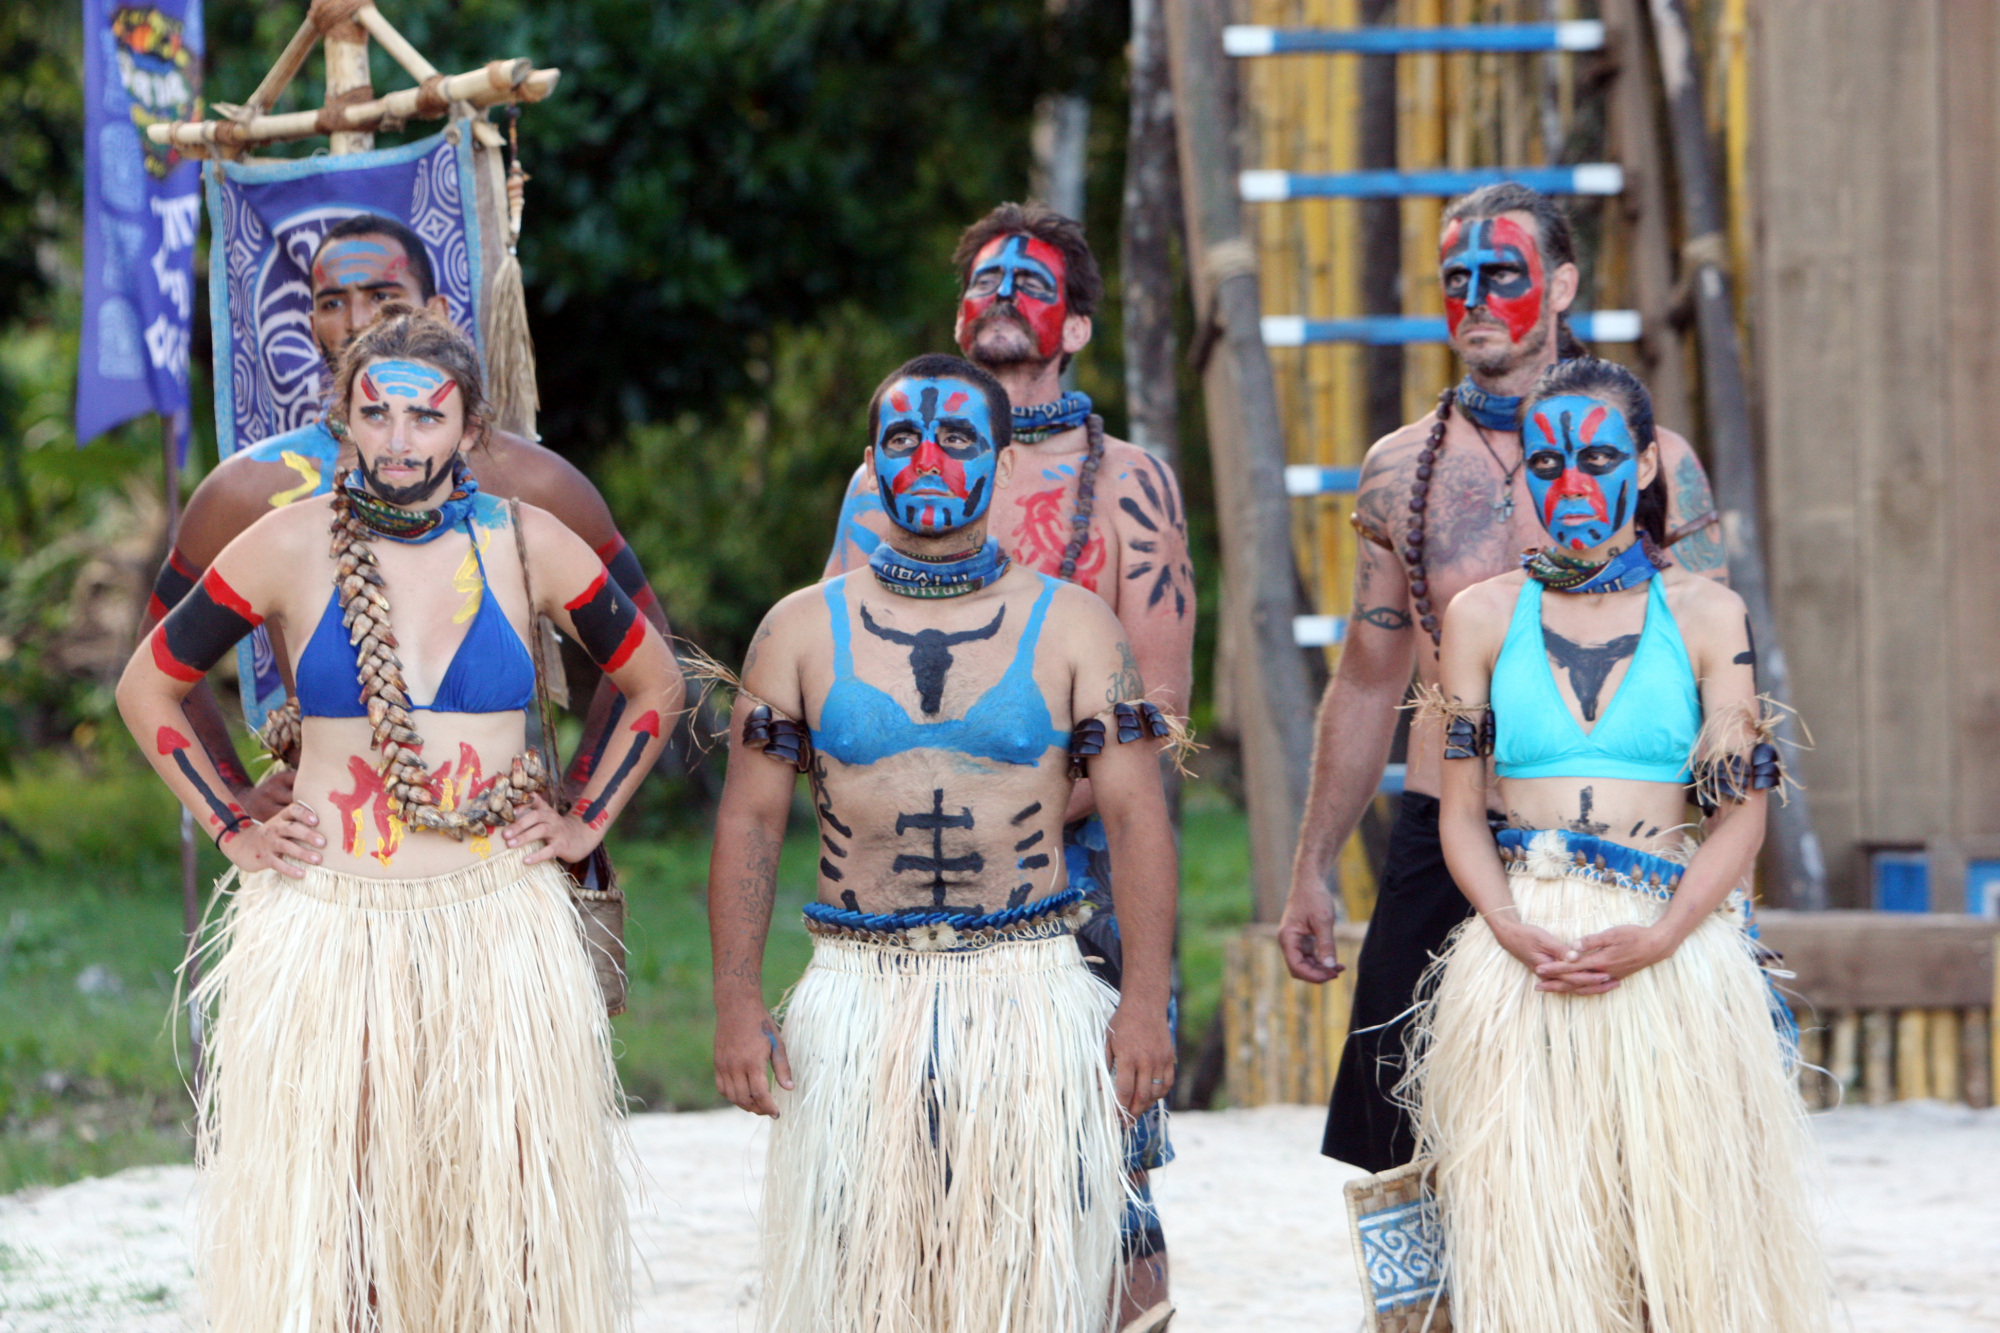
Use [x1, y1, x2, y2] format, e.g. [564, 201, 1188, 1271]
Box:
[958, 233, 1070, 360]
[1440, 215, 1546, 342]
[424, 378, 456, 410]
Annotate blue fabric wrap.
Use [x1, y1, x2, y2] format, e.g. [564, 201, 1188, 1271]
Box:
[1012, 390, 1093, 437]
[1496, 828, 1800, 1055]
[801, 887, 1081, 938]
[1455, 377, 1523, 432]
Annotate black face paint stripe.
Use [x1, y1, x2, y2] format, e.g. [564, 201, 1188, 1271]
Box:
[153, 570, 262, 682]
[1611, 480, 1629, 532]
[962, 475, 986, 516]
[565, 568, 644, 672]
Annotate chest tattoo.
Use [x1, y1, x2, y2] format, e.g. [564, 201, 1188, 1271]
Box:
[1542, 626, 1641, 722]
[860, 603, 1005, 715]
[893, 788, 982, 907]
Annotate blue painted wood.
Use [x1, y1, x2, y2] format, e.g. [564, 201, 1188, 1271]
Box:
[1262, 311, 1641, 346]
[1240, 164, 1622, 201]
[1224, 21, 1604, 56]
[1284, 465, 1364, 496]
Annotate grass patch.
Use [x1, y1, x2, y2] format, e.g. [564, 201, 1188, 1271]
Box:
[0, 749, 1254, 1190]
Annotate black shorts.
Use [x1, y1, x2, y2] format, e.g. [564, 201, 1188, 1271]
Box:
[1320, 791, 1484, 1173]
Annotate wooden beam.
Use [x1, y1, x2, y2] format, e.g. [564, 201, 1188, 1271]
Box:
[1756, 910, 1999, 1011]
[1645, 0, 1826, 909]
[148, 63, 558, 152]
[323, 15, 374, 155]
[355, 5, 440, 84]
[1164, 0, 1318, 922]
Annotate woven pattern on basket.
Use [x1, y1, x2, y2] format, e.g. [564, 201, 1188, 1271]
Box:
[1344, 1161, 1451, 1332]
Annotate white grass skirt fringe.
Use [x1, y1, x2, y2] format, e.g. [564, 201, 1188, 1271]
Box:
[761, 932, 1129, 1333]
[189, 847, 630, 1333]
[1406, 833, 1828, 1333]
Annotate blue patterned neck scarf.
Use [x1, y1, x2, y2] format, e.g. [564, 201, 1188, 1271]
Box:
[1522, 535, 1665, 594]
[868, 537, 1011, 598]
[1456, 377, 1525, 432]
[339, 456, 480, 544]
[1012, 391, 1093, 443]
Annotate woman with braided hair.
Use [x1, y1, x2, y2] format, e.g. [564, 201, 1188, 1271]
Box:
[115, 306, 680, 1331]
[1404, 356, 1827, 1330]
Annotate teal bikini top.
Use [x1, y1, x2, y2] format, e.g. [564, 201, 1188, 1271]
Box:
[1491, 576, 1698, 784]
[811, 573, 1071, 769]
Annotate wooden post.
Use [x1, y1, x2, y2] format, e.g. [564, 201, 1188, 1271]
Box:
[1358, 0, 1401, 444]
[1645, 0, 1826, 910]
[1123, 0, 1183, 467]
[1861, 1008, 1893, 1105]
[1829, 1008, 1859, 1101]
[1965, 1007, 1992, 1109]
[324, 14, 375, 155]
[1164, 0, 1316, 922]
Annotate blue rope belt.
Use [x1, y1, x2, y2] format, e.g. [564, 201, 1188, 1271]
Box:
[803, 888, 1087, 952]
[1496, 828, 1686, 902]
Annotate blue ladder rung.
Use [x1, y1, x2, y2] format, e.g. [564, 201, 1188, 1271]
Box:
[1240, 164, 1622, 201]
[1379, 763, 1407, 796]
[1224, 21, 1605, 56]
[1294, 615, 1347, 648]
[1285, 465, 1363, 496]
[1262, 311, 1641, 346]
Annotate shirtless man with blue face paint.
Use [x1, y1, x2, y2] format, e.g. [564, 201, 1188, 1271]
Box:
[710, 353, 1177, 1333]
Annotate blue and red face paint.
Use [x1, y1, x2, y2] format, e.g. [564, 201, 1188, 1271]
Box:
[1523, 395, 1643, 552]
[871, 376, 1001, 536]
[1440, 215, 1546, 342]
[958, 233, 1070, 361]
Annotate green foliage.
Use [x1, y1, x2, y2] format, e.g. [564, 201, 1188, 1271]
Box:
[0, 0, 82, 326]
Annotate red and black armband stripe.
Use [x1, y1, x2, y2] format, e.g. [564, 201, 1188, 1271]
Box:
[564, 567, 645, 672]
[147, 547, 202, 621]
[150, 569, 263, 683]
[595, 535, 658, 613]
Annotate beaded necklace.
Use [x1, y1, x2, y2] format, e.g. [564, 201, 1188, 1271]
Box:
[1522, 534, 1667, 594]
[1402, 387, 1455, 646]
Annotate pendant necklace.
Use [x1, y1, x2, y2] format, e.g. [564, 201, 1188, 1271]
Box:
[1469, 422, 1524, 522]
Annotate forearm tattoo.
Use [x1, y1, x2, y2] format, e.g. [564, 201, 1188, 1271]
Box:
[150, 568, 262, 682]
[576, 708, 660, 831]
[564, 567, 645, 671]
[594, 535, 659, 613]
[147, 546, 201, 620]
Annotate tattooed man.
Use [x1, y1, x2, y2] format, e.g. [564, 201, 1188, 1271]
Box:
[144, 212, 668, 821]
[716, 354, 1177, 1333]
[1279, 183, 1729, 1173]
[825, 206, 1191, 1326]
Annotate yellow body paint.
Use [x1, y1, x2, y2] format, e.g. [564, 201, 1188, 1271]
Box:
[268, 450, 323, 507]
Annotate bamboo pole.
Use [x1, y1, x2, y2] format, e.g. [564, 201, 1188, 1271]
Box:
[1645, 0, 1825, 910]
[234, 15, 319, 120]
[1164, 0, 1316, 922]
[148, 62, 558, 152]
[354, 5, 440, 83]
[1894, 1009, 1929, 1101]
[1927, 1008, 1961, 1104]
[1795, 1023, 1826, 1110]
[1862, 1009, 1893, 1105]
[1965, 1007, 1991, 1109]
[323, 13, 374, 155]
[1829, 1009, 1858, 1103]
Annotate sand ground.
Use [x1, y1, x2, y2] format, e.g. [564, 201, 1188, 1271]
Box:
[2, 1101, 1995, 1330]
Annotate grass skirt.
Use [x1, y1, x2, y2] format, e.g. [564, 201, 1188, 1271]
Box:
[761, 930, 1128, 1333]
[189, 847, 630, 1333]
[1406, 831, 1827, 1333]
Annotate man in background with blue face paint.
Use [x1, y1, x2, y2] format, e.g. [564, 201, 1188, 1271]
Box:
[711, 352, 1180, 1333]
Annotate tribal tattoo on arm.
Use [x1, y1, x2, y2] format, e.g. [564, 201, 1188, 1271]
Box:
[1118, 456, 1195, 621]
[1667, 454, 1728, 578]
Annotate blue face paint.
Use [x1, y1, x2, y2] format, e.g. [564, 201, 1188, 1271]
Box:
[1523, 394, 1641, 551]
[959, 234, 1069, 360]
[872, 376, 1000, 536]
[362, 359, 451, 402]
[1440, 215, 1545, 341]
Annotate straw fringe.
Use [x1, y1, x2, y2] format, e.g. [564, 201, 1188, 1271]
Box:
[1403, 853, 1828, 1333]
[1689, 693, 1810, 810]
[761, 934, 1130, 1333]
[188, 848, 631, 1332]
[675, 638, 776, 754]
[1402, 679, 1486, 730]
[1109, 696, 1200, 778]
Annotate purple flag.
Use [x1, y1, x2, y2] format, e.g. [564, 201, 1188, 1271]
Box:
[77, 0, 203, 447]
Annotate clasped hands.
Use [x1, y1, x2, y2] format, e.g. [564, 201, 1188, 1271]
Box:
[1488, 912, 1682, 995]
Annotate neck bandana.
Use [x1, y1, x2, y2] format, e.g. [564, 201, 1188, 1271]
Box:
[340, 456, 479, 544]
[869, 538, 1011, 598]
[1522, 535, 1665, 594]
[1456, 378, 1523, 433]
[1012, 391, 1093, 443]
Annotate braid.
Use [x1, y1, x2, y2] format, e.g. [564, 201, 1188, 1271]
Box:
[329, 491, 546, 839]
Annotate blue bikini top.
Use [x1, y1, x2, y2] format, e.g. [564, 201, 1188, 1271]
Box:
[1490, 576, 1698, 784]
[293, 521, 536, 718]
[812, 573, 1071, 769]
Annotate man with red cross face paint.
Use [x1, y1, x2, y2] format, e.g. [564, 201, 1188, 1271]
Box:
[825, 205, 1192, 1332]
[1277, 182, 1733, 1176]
[141, 212, 670, 823]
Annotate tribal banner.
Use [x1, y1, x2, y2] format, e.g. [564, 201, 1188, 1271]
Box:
[77, 0, 203, 445]
[205, 127, 484, 458]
